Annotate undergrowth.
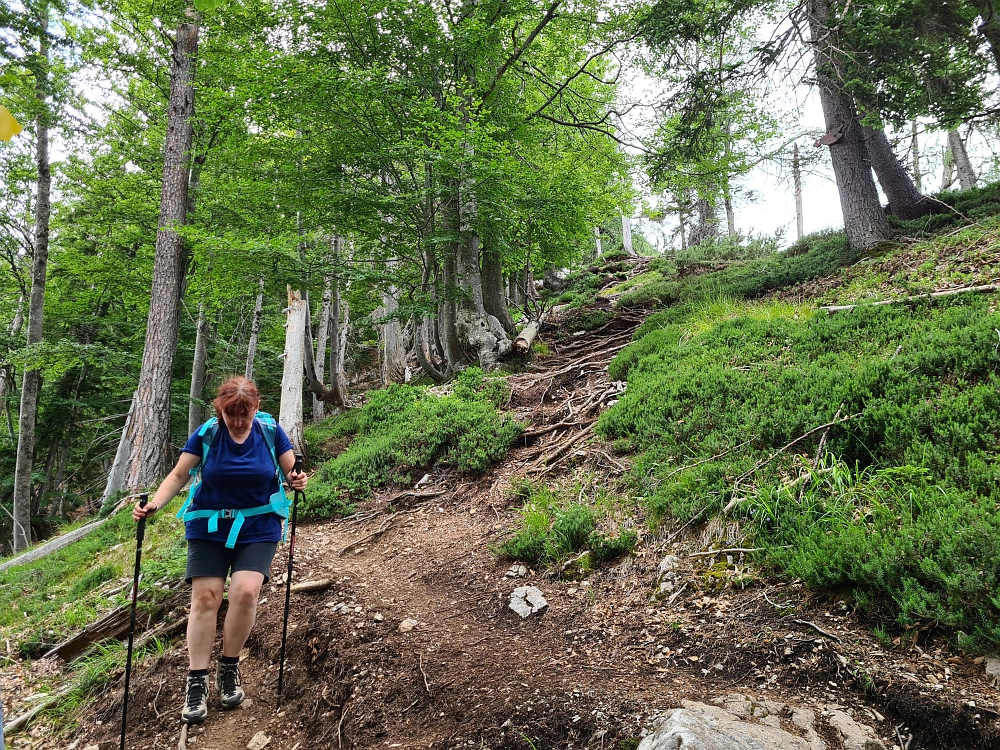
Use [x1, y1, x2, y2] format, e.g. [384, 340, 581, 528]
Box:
[599, 200, 1000, 646]
[497, 481, 637, 570]
[304, 368, 524, 517]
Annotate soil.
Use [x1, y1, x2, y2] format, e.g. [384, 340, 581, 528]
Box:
[18, 264, 1000, 750]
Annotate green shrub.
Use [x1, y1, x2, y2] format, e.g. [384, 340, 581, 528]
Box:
[600, 285, 1000, 642]
[562, 308, 615, 332]
[304, 410, 360, 462]
[69, 563, 118, 598]
[309, 376, 524, 511]
[497, 484, 636, 568]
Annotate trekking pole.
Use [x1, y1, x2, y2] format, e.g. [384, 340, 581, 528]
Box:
[277, 454, 304, 704]
[120, 492, 149, 750]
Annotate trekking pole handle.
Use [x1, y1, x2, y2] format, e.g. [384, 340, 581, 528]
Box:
[135, 492, 149, 545]
[293, 454, 304, 475]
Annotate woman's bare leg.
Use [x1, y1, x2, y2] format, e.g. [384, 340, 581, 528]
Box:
[188, 577, 225, 670]
[221, 570, 266, 658]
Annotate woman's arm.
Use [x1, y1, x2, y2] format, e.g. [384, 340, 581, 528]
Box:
[278, 449, 308, 491]
[133, 452, 202, 521]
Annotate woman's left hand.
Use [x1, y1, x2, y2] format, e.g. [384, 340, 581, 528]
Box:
[288, 469, 308, 491]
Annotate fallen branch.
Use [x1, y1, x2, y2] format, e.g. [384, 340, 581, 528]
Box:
[514, 309, 551, 354]
[723, 412, 861, 513]
[4, 685, 75, 735]
[416, 652, 432, 694]
[791, 618, 843, 644]
[178, 723, 189, 750]
[819, 283, 1000, 314]
[291, 578, 335, 594]
[687, 547, 765, 558]
[337, 516, 395, 557]
[527, 423, 595, 476]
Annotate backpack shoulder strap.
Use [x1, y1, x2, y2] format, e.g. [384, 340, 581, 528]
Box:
[176, 418, 219, 518]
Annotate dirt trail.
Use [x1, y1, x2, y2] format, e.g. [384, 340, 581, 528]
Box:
[67, 284, 1000, 750]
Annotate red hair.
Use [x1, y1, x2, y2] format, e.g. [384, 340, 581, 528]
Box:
[213, 376, 260, 417]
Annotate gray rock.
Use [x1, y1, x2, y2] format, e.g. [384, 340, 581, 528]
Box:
[827, 710, 885, 750]
[398, 618, 418, 633]
[657, 555, 681, 579]
[986, 654, 1000, 687]
[247, 732, 271, 750]
[505, 564, 529, 578]
[638, 701, 815, 750]
[509, 586, 548, 618]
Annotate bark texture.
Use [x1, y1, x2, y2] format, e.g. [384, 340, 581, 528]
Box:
[863, 126, 936, 219]
[245, 276, 265, 379]
[976, 0, 1000, 72]
[279, 288, 307, 454]
[124, 23, 198, 489]
[481, 246, 514, 334]
[382, 259, 408, 385]
[328, 235, 350, 407]
[187, 302, 210, 434]
[808, 0, 892, 249]
[793, 143, 804, 240]
[910, 122, 922, 192]
[312, 270, 332, 422]
[12, 12, 51, 552]
[687, 198, 720, 248]
[948, 129, 977, 190]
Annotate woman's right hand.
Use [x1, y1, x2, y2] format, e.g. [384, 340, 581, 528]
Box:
[133, 500, 158, 522]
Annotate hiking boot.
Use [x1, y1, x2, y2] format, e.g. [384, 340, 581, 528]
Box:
[215, 659, 245, 710]
[182, 672, 209, 724]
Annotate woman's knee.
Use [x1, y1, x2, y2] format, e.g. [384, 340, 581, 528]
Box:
[191, 580, 224, 613]
[227, 581, 261, 610]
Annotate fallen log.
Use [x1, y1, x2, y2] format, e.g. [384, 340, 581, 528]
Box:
[819, 283, 1000, 313]
[513, 309, 550, 354]
[4, 685, 74, 735]
[290, 578, 335, 594]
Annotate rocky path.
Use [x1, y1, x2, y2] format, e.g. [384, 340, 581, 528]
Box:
[62, 295, 1000, 750]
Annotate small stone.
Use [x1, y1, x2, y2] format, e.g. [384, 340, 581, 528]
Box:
[509, 586, 548, 618]
[374, 613, 384, 622]
[926, 674, 939, 684]
[505, 564, 529, 578]
[985, 654, 1000, 687]
[657, 555, 681, 578]
[247, 731, 271, 750]
[399, 618, 418, 633]
[241, 698, 254, 709]
[82, 745, 99, 750]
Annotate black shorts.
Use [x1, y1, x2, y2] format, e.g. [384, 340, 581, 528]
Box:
[185, 539, 279, 584]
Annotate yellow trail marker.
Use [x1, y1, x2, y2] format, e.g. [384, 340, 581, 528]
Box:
[0, 106, 23, 141]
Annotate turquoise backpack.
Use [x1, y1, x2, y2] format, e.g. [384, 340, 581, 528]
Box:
[176, 412, 290, 548]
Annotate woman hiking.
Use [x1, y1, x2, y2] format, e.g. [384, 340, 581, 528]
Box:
[133, 376, 307, 724]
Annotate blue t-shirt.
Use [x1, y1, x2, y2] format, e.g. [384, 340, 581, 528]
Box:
[180, 419, 294, 544]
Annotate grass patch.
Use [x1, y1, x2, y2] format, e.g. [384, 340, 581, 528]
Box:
[0, 496, 186, 658]
[306, 368, 524, 516]
[497, 481, 638, 569]
[599, 285, 1000, 644]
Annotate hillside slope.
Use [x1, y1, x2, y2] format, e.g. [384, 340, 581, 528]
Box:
[7, 207, 1000, 749]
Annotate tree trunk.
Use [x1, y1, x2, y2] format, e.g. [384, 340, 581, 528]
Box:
[863, 126, 936, 219]
[329, 237, 350, 407]
[793, 143, 804, 240]
[381, 263, 408, 385]
[724, 194, 736, 237]
[439, 196, 465, 371]
[187, 302, 209, 434]
[1, 299, 25, 439]
[594, 226, 602, 257]
[940, 140, 955, 191]
[808, 0, 892, 249]
[100, 393, 136, 511]
[976, 0, 1000, 72]
[312, 265, 333, 423]
[279, 287, 306, 454]
[622, 215, 636, 256]
[245, 276, 265, 380]
[12, 10, 51, 552]
[687, 198, 720, 247]
[910, 122, 922, 192]
[948, 129, 977, 190]
[481, 246, 514, 335]
[124, 22, 198, 490]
